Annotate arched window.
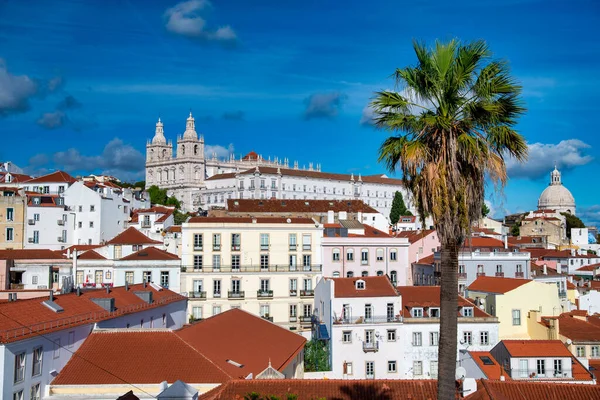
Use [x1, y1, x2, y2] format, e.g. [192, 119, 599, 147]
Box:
[181, 145, 185, 155]
[346, 249, 354, 261]
[162, 149, 167, 158]
[376, 248, 384, 261]
[346, 271, 354, 278]
[376, 270, 384, 276]
[332, 271, 340, 278]
[332, 249, 340, 261]
[390, 270, 397, 285]
[194, 145, 199, 155]
[361, 271, 368, 277]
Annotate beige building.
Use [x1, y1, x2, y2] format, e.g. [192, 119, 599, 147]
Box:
[520, 213, 566, 247]
[181, 216, 323, 331]
[0, 187, 25, 250]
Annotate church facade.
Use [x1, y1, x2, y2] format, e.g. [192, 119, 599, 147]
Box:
[145, 113, 412, 220]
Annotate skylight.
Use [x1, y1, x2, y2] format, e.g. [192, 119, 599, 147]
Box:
[480, 356, 494, 365]
[226, 359, 244, 368]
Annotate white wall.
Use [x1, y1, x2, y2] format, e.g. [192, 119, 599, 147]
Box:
[579, 291, 600, 315]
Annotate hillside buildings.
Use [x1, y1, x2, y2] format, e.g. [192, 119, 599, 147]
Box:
[0, 188, 26, 250]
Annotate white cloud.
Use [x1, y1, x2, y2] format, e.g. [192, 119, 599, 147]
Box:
[0, 59, 38, 116]
[304, 92, 346, 120]
[205, 143, 234, 159]
[505, 139, 593, 179]
[164, 0, 236, 42]
[360, 105, 376, 126]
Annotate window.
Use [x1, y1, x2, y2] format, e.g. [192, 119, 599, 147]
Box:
[68, 331, 75, 348]
[6, 227, 13, 241]
[30, 384, 41, 400]
[77, 221, 82, 229]
[260, 254, 269, 269]
[554, 359, 563, 375]
[512, 309, 521, 325]
[231, 279, 241, 294]
[463, 331, 472, 345]
[429, 307, 440, 318]
[289, 234, 297, 250]
[231, 254, 240, 270]
[14, 352, 25, 383]
[6, 207, 13, 221]
[53, 338, 61, 358]
[430, 332, 439, 346]
[260, 233, 269, 250]
[332, 248, 340, 261]
[260, 304, 270, 318]
[33, 230, 39, 243]
[346, 271, 354, 277]
[364, 304, 373, 321]
[125, 271, 134, 284]
[496, 264, 503, 273]
[143, 271, 152, 283]
[212, 234, 221, 251]
[303, 254, 311, 268]
[361, 271, 368, 277]
[89, 221, 94, 228]
[289, 304, 297, 318]
[342, 331, 352, 343]
[390, 270, 397, 285]
[303, 278, 312, 291]
[90, 205, 95, 212]
[412, 332, 422, 346]
[412, 308, 423, 318]
[576, 346, 586, 357]
[344, 362, 353, 375]
[212, 254, 221, 270]
[231, 233, 241, 250]
[537, 359, 546, 376]
[480, 331, 489, 345]
[32, 347, 43, 376]
[388, 360, 397, 373]
[160, 271, 169, 288]
[462, 307, 474, 317]
[289, 254, 297, 270]
[213, 280, 221, 297]
[303, 303, 312, 317]
[361, 249, 368, 264]
[390, 249, 397, 261]
[413, 361, 423, 376]
[193, 234, 203, 250]
[193, 255, 203, 270]
[13, 390, 23, 400]
[302, 234, 311, 250]
[212, 305, 221, 316]
[366, 361, 375, 379]
[346, 249, 354, 261]
[376, 248, 384, 261]
[591, 346, 599, 357]
[260, 279, 270, 293]
[189, 306, 203, 321]
[387, 330, 396, 341]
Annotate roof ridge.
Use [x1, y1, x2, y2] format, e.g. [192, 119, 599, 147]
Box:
[172, 329, 234, 380]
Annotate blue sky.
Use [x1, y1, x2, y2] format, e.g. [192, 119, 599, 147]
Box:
[0, 0, 599, 224]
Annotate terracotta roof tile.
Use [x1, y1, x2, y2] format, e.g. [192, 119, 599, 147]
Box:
[226, 199, 379, 214]
[589, 360, 600, 385]
[397, 286, 491, 318]
[25, 170, 77, 184]
[187, 216, 315, 224]
[0, 249, 66, 260]
[0, 284, 185, 343]
[567, 281, 577, 290]
[165, 226, 181, 233]
[64, 244, 103, 253]
[555, 314, 600, 342]
[120, 246, 179, 261]
[395, 229, 435, 244]
[577, 262, 600, 272]
[78, 250, 106, 260]
[175, 309, 306, 379]
[199, 379, 441, 400]
[502, 340, 573, 357]
[332, 276, 398, 298]
[0, 172, 32, 183]
[52, 331, 230, 385]
[463, 237, 516, 251]
[468, 276, 531, 294]
[414, 254, 435, 265]
[469, 352, 511, 380]
[106, 227, 162, 245]
[474, 380, 600, 399]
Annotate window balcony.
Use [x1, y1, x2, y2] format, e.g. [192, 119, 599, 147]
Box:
[228, 291, 245, 299]
[303, 244, 311, 251]
[182, 264, 322, 273]
[213, 292, 221, 298]
[57, 219, 65, 226]
[458, 272, 467, 279]
[300, 316, 312, 324]
[476, 272, 486, 277]
[558, 290, 567, 298]
[289, 244, 297, 251]
[193, 246, 203, 251]
[257, 290, 273, 298]
[515, 271, 524, 278]
[289, 289, 297, 296]
[510, 368, 572, 379]
[189, 291, 206, 299]
[260, 244, 269, 251]
[231, 245, 241, 251]
[362, 342, 379, 353]
[213, 245, 221, 251]
[334, 315, 403, 325]
[289, 316, 297, 322]
[361, 260, 368, 265]
[261, 315, 273, 322]
[300, 289, 314, 297]
[141, 222, 151, 228]
[495, 272, 504, 277]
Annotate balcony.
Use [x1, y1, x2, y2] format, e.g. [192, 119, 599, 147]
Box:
[495, 272, 505, 277]
[458, 273, 467, 279]
[476, 272, 486, 277]
[515, 271, 524, 278]
[261, 315, 273, 322]
[10, 283, 24, 290]
[558, 290, 567, 298]
[189, 291, 206, 299]
[193, 246, 203, 251]
[300, 289, 314, 297]
[182, 264, 322, 273]
[334, 315, 403, 325]
[289, 316, 298, 323]
[231, 245, 241, 251]
[213, 245, 221, 251]
[289, 244, 297, 251]
[299, 316, 312, 324]
[57, 220, 65, 226]
[289, 289, 297, 296]
[141, 222, 151, 228]
[213, 292, 222, 298]
[362, 341, 379, 352]
[257, 290, 273, 298]
[303, 244, 311, 251]
[510, 368, 572, 379]
[228, 291, 245, 299]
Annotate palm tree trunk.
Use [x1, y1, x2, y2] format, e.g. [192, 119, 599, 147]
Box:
[437, 242, 459, 399]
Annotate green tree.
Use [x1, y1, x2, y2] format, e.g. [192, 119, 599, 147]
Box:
[173, 210, 190, 225]
[133, 180, 146, 190]
[304, 339, 330, 372]
[561, 212, 585, 239]
[389, 191, 413, 224]
[371, 39, 527, 398]
[166, 196, 181, 209]
[510, 223, 521, 237]
[481, 202, 490, 218]
[147, 185, 168, 205]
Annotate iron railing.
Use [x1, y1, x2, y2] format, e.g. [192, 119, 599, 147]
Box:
[334, 316, 403, 325]
[228, 291, 245, 299]
[510, 369, 572, 379]
[182, 264, 322, 273]
[300, 290, 314, 297]
[257, 290, 273, 298]
[363, 342, 379, 352]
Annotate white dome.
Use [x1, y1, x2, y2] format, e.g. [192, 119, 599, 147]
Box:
[537, 167, 576, 214]
[183, 112, 198, 140]
[151, 118, 167, 145]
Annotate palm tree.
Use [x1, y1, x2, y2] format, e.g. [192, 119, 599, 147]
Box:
[371, 40, 527, 399]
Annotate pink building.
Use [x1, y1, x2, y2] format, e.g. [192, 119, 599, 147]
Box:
[321, 222, 410, 286]
[395, 230, 440, 264]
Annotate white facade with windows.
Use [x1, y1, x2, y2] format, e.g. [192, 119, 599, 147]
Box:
[181, 217, 322, 329]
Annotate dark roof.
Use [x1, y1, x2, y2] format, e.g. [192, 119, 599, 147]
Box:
[226, 199, 379, 214]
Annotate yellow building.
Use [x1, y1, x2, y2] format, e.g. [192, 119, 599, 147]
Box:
[467, 276, 563, 339]
[0, 187, 26, 249]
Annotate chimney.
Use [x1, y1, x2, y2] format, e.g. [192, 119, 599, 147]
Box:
[503, 234, 508, 249]
[543, 264, 548, 275]
[339, 211, 347, 220]
[357, 211, 363, 222]
[106, 286, 110, 294]
[49, 292, 54, 302]
[125, 281, 129, 291]
[327, 210, 334, 224]
[77, 287, 81, 296]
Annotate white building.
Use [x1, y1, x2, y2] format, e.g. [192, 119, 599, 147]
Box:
[0, 284, 187, 400]
[180, 216, 322, 329]
[128, 206, 176, 241]
[144, 114, 411, 220]
[314, 277, 498, 380]
[0, 249, 72, 291]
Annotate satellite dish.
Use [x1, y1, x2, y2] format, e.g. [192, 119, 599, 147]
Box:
[455, 366, 467, 380]
[566, 338, 572, 345]
[286, 218, 291, 223]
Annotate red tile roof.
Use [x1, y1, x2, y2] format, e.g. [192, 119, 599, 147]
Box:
[242, 151, 259, 160]
[352, 225, 391, 238]
[130, 206, 175, 224]
[26, 193, 63, 207]
[52, 331, 230, 385]
[25, 170, 77, 184]
[120, 246, 179, 261]
[414, 254, 435, 265]
[469, 352, 511, 380]
[64, 244, 103, 253]
[226, 199, 379, 214]
[199, 379, 441, 400]
[78, 250, 106, 260]
[567, 281, 577, 290]
[175, 308, 306, 379]
[471, 380, 600, 400]
[590, 360, 600, 385]
[468, 276, 531, 294]
[395, 229, 435, 244]
[0, 172, 32, 183]
[397, 286, 492, 318]
[463, 237, 516, 251]
[187, 216, 316, 224]
[502, 340, 573, 357]
[106, 227, 162, 245]
[0, 284, 185, 343]
[165, 226, 181, 233]
[554, 314, 600, 342]
[577, 263, 600, 272]
[331, 276, 398, 298]
[0, 249, 66, 260]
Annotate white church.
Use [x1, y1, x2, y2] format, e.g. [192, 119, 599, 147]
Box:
[145, 113, 411, 219]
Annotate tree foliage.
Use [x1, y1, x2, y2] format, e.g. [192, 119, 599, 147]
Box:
[371, 39, 527, 399]
[304, 339, 330, 372]
[389, 191, 413, 224]
[510, 223, 520, 237]
[561, 212, 585, 239]
[481, 202, 490, 218]
[147, 185, 168, 205]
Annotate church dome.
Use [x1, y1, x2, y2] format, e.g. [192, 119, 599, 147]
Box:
[183, 112, 198, 140]
[151, 118, 167, 145]
[537, 167, 576, 214]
